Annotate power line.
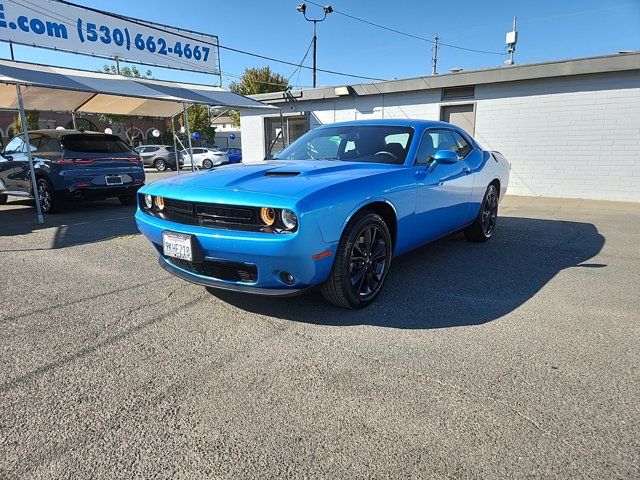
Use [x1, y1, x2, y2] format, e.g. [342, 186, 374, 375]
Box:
[48, 0, 387, 82]
[288, 36, 314, 81]
[306, 0, 506, 56]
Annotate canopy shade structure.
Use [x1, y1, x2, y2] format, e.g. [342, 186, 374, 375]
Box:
[0, 59, 276, 117]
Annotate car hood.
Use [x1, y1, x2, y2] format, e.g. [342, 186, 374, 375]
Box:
[146, 161, 398, 199]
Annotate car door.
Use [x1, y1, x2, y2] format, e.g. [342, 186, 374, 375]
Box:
[411, 128, 475, 245]
[138, 146, 157, 166]
[0, 136, 26, 193]
[1, 134, 43, 194]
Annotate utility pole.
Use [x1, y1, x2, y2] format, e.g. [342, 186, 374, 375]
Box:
[312, 20, 318, 88]
[431, 34, 439, 75]
[114, 56, 121, 75]
[505, 17, 518, 66]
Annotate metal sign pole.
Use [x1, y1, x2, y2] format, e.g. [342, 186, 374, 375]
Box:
[171, 115, 179, 175]
[183, 103, 196, 173]
[15, 84, 44, 224]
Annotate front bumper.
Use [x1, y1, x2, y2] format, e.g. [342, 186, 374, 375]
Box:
[158, 257, 309, 296]
[136, 209, 336, 293]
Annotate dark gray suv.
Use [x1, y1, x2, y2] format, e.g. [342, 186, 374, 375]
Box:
[135, 145, 183, 171]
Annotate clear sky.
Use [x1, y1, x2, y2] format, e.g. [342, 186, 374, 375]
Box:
[1, 0, 638, 89]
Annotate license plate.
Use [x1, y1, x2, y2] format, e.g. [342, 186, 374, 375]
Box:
[163, 232, 193, 262]
[105, 175, 123, 185]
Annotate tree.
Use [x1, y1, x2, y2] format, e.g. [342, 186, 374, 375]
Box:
[9, 110, 39, 135]
[179, 104, 216, 146]
[228, 67, 289, 126]
[99, 64, 153, 145]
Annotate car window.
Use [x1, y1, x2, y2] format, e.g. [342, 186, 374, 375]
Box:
[4, 136, 25, 154]
[451, 131, 473, 158]
[134, 147, 143, 153]
[415, 129, 460, 165]
[37, 136, 61, 156]
[61, 134, 132, 153]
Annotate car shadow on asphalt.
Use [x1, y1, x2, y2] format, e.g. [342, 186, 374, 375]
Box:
[0, 199, 139, 251]
[211, 217, 605, 329]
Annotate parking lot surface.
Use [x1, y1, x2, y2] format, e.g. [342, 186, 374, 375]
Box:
[1, 173, 639, 478]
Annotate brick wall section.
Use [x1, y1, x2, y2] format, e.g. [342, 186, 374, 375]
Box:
[474, 71, 640, 202]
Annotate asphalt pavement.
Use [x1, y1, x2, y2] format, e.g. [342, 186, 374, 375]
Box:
[1, 172, 638, 478]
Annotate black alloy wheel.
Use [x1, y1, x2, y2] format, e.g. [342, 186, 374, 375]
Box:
[36, 178, 61, 214]
[349, 224, 388, 299]
[322, 212, 392, 309]
[464, 184, 499, 242]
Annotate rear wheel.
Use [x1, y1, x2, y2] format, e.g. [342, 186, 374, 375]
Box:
[118, 195, 136, 206]
[464, 184, 498, 242]
[202, 158, 213, 169]
[321, 212, 392, 309]
[154, 158, 167, 172]
[36, 178, 62, 214]
[0, 194, 7, 205]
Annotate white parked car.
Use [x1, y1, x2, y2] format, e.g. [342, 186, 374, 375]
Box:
[180, 147, 229, 170]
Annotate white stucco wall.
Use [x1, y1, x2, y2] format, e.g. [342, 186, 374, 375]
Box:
[241, 71, 640, 201]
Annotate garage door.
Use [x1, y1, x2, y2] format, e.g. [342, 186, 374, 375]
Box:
[441, 104, 475, 136]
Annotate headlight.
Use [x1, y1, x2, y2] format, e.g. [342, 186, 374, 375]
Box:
[260, 207, 276, 226]
[155, 196, 165, 210]
[281, 209, 298, 230]
[144, 194, 153, 209]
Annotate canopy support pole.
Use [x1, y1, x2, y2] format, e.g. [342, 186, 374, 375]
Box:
[71, 112, 77, 130]
[16, 84, 44, 224]
[183, 103, 196, 173]
[171, 116, 179, 175]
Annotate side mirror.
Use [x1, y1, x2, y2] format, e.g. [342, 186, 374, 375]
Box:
[433, 150, 458, 165]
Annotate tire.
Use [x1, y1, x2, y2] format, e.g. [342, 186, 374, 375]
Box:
[36, 178, 62, 214]
[464, 184, 499, 242]
[154, 158, 167, 172]
[202, 159, 213, 169]
[321, 212, 392, 309]
[118, 195, 136, 206]
[0, 194, 7, 205]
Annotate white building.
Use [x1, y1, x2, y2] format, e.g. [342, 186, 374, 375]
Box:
[211, 115, 241, 149]
[240, 53, 640, 202]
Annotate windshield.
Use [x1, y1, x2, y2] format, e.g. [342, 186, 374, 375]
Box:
[273, 125, 414, 165]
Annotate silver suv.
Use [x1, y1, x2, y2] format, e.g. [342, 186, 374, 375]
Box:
[135, 145, 183, 171]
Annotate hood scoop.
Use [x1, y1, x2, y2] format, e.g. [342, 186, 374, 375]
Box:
[264, 171, 301, 177]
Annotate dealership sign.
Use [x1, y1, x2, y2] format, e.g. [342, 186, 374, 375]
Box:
[0, 0, 219, 74]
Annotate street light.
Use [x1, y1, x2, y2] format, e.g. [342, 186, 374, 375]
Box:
[296, 3, 332, 88]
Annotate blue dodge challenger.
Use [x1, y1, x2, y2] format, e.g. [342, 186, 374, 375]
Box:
[136, 120, 510, 308]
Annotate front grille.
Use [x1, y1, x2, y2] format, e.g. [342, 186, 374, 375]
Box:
[166, 256, 258, 283]
[141, 195, 264, 231]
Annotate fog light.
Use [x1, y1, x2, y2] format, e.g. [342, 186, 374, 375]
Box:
[279, 271, 295, 285]
[144, 194, 153, 209]
[155, 196, 165, 210]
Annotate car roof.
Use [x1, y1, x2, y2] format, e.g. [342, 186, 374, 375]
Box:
[22, 129, 118, 139]
[317, 119, 456, 129]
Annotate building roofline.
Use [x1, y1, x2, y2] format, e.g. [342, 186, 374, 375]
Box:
[251, 52, 640, 103]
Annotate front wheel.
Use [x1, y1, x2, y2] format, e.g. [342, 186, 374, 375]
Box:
[464, 184, 499, 242]
[321, 213, 392, 309]
[202, 159, 213, 169]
